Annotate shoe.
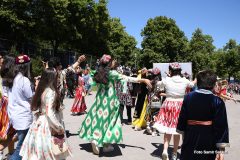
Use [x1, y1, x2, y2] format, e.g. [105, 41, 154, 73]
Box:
[91, 140, 99, 155]
[171, 153, 177, 160]
[134, 126, 142, 131]
[7, 154, 13, 160]
[146, 126, 152, 134]
[103, 144, 114, 152]
[162, 151, 169, 160]
[152, 131, 157, 137]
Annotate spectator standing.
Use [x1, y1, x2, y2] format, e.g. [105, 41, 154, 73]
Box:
[177, 70, 229, 160]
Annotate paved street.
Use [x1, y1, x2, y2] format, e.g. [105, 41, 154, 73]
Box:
[63, 93, 240, 160]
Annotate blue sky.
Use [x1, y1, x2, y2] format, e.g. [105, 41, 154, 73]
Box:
[107, 0, 240, 49]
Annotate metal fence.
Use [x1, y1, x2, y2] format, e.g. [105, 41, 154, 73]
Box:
[0, 37, 98, 69]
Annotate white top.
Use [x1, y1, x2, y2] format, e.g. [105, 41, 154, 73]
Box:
[159, 76, 194, 99]
[8, 73, 33, 130]
[41, 88, 64, 133]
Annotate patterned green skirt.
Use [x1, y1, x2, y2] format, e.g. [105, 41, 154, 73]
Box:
[78, 92, 122, 147]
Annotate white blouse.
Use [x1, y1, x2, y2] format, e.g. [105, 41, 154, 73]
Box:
[158, 76, 194, 99]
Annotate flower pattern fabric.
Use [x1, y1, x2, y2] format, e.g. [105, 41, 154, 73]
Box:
[20, 88, 71, 160]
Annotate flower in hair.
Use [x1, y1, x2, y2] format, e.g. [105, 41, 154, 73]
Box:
[152, 67, 161, 75]
[169, 62, 181, 70]
[100, 54, 111, 64]
[15, 55, 30, 64]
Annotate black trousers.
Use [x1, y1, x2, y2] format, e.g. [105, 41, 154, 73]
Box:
[119, 104, 132, 123]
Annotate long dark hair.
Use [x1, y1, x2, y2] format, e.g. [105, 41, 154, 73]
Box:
[0, 54, 17, 88]
[93, 61, 111, 84]
[147, 73, 162, 92]
[15, 62, 32, 80]
[169, 66, 182, 77]
[31, 68, 60, 111]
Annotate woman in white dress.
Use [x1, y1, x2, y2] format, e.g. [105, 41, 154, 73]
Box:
[20, 68, 71, 160]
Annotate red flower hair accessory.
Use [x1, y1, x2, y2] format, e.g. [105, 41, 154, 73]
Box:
[152, 67, 161, 75]
[169, 62, 181, 70]
[15, 55, 31, 64]
[100, 54, 111, 64]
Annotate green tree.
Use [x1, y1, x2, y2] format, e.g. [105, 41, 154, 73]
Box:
[187, 28, 215, 75]
[30, 0, 70, 55]
[211, 50, 228, 78]
[107, 18, 137, 65]
[31, 56, 44, 77]
[128, 48, 141, 68]
[141, 16, 188, 68]
[67, 0, 110, 56]
[0, 0, 33, 49]
[223, 39, 240, 80]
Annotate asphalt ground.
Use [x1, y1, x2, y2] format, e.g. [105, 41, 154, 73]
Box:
[3, 93, 239, 160]
[63, 93, 240, 160]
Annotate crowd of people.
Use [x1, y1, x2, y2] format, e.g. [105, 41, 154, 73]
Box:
[0, 51, 236, 160]
[228, 82, 240, 95]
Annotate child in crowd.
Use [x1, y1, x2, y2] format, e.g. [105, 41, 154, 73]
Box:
[71, 67, 87, 115]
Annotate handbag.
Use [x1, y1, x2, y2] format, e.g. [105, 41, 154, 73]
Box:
[149, 95, 162, 109]
[51, 134, 69, 156]
[150, 101, 161, 108]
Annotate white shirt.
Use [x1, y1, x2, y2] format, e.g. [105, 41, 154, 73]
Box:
[159, 76, 194, 99]
[8, 73, 33, 130]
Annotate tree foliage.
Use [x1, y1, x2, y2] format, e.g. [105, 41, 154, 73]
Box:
[0, 2, 239, 80]
[140, 16, 188, 68]
[0, 0, 33, 48]
[107, 18, 137, 65]
[66, 0, 110, 56]
[223, 39, 240, 80]
[186, 28, 215, 75]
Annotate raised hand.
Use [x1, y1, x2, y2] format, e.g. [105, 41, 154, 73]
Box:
[77, 55, 86, 63]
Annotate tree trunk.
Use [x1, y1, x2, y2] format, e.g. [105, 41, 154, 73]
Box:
[51, 40, 59, 56]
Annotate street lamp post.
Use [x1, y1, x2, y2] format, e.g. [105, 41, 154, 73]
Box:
[135, 52, 137, 68]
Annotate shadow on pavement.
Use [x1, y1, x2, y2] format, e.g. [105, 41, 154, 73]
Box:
[99, 144, 122, 157]
[66, 130, 79, 138]
[79, 143, 93, 153]
[151, 143, 180, 159]
[79, 143, 123, 157]
[119, 144, 145, 150]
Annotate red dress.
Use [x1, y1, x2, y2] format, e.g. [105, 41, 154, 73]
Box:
[0, 96, 15, 139]
[71, 77, 87, 114]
